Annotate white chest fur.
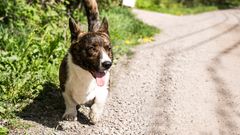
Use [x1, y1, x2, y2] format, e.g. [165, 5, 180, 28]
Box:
[65, 53, 110, 104]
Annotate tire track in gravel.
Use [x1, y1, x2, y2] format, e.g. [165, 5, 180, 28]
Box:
[159, 10, 240, 134]
[133, 9, 240, 134]
[177, 11, 240, 54]
[144, 11, 232, 134]
[208, 40, 240, 134]
[148, 11, 228, 48]
[207, 10, 240, 134]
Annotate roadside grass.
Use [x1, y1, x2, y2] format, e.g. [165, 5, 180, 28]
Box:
[141, 5, 218, 15]
[0, 1, 159, 131]
[102, 7, 159, 57]
[0, 126, 8, 135]
[136, 0, 218, 15]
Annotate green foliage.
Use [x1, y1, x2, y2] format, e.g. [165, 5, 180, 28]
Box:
[178, 0, 240, 8]
[136, 0, 240, 15]
[0, 126, 8, 135]
[0, 0, 158, 121]
[98, 0, 122, 10]
[0, 0, 69, 119]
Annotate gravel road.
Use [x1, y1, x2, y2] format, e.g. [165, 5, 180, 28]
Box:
[12, 8, 240, 135]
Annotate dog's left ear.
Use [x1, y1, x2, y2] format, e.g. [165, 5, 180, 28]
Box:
[98, 17, 109, 35]
[69, 17, 83, 41]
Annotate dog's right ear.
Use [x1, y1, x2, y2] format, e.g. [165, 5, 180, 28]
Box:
[69, 17, 83, 40]
[98, 17, 109, 35]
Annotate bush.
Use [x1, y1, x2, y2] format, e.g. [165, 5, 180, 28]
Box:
[0, 1, 69, 118]
[0, 126, 8, 135]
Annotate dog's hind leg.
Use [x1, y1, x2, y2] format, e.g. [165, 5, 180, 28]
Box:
[89, 88, 108, 124]
[62, 92, 78, 121]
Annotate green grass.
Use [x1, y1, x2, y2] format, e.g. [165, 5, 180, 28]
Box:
[136, 0, 218, 15]
[0, 126, 9, 135]
[102, 7, 159, 56]
[0, 1, 159, 130]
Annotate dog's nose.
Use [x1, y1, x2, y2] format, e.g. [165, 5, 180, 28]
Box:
[102, 61, 112, 69]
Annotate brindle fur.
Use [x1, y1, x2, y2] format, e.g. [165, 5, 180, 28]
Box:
[59, 18, 113, 92]
[59, 55, 68, 92]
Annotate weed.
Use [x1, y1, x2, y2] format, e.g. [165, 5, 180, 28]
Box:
[0, 126, 8, 135]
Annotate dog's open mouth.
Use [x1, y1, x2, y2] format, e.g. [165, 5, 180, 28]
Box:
[92, 72, 106, 87]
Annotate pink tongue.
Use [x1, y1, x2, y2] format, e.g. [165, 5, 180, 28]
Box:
[95, 72, 106, 87]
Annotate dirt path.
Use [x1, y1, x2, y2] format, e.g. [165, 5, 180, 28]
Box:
[13, 9, 240, 135]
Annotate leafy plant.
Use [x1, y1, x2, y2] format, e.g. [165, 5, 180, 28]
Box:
[0, 126, 8, 135]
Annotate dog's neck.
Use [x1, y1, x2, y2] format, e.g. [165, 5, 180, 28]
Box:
[67, 53, 94, 87]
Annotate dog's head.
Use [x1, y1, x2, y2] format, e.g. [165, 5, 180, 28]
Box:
[68, 17, 113, 86]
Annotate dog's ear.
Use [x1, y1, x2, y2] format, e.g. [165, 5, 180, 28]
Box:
[69, 17, 83, 40]
[92, 23, 100, 32]
[98, 17, 109, 35]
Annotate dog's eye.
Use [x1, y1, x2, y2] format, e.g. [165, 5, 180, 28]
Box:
[87, 46, 95, 52]
[105, 45, 111, 51]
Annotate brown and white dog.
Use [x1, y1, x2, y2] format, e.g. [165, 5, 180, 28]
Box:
[59, 0, 113, 124]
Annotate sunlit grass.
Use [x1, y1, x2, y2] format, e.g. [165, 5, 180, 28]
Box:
[136, 0, 218, 15]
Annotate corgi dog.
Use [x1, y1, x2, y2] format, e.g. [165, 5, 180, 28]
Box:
[59, 0, 113, 124]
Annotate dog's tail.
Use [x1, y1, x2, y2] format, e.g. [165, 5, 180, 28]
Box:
[83, 0, 100, 32]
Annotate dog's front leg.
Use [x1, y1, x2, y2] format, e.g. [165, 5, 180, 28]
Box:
[90, 88, 108, 124]
[62, 92, 78, 121]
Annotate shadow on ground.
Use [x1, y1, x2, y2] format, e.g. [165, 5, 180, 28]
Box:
[17, 82, 64, 128]
[17, 82, 92, 129]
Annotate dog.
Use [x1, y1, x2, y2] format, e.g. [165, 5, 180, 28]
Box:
[59, 0, 113, 124]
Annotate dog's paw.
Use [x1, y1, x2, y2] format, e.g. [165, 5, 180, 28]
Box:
[62, 112, 77, 121]
[89, 111, 101, 124]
